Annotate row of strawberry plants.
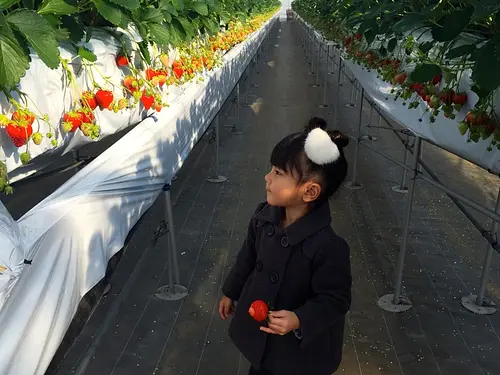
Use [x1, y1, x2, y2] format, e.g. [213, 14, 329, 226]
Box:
[292, 0, 500, 150]
[0, 1, 279, 194]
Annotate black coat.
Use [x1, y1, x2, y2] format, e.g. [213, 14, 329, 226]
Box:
[222, 202, 352, 375]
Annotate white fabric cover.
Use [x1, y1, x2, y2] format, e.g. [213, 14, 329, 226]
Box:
[0, 15, 277, 375]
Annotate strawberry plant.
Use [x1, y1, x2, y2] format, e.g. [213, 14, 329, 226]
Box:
[293, 0, 500, 150]
[0, 0, 279, 194]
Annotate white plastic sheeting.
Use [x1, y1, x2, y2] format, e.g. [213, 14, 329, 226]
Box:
[0, 15, 277, 375]
[300, 19, 500, 173]
[0, 201, 25, 311]
[342, 59, 500, 173]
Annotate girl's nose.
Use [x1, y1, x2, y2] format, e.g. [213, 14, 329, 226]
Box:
[264, 172, 271, 184]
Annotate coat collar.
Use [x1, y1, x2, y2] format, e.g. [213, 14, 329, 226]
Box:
[254, 202, 332, 246]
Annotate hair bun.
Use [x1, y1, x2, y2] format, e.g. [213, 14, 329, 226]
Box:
[304, 128, 341, 165]
[329, 130, 349, 148]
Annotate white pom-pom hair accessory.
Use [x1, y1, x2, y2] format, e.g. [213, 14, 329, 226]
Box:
[304, 128, 340, 165]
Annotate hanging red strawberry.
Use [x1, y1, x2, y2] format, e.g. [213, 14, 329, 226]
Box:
[81, 91, 98, 110]
[6, 122, 33, 147]
[141, 90, 154, 110]
[116, 54, 129, 67]
[62, 111, 83, 132]
[11, 110, 35, 126]
[95, 89, 114, 110]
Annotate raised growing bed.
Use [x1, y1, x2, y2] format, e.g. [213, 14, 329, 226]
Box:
[293, 0, 500, 173]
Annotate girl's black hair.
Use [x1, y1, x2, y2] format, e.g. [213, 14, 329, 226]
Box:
[271, 117, 349, 204]
[304, 116, 327, 132]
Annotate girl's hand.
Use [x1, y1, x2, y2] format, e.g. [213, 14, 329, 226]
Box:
[219, 295, 234, 320]
[260, 310, 300, 335]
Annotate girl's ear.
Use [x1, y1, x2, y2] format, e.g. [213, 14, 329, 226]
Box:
[302, 182, 321, 203]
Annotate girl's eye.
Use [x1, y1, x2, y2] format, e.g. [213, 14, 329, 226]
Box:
[274, 169, 282, 176]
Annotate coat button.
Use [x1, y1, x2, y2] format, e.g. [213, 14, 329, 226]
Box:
[270, 272, 279, 284]
[256, 260, 263, 272]
[281, 236, 289, 248]
[267, 225, 275, 236]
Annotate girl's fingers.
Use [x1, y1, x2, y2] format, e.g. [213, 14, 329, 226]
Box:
[268, 315, 285, 327]
[269, 310, 287, 318]
[267, 323, 285, 334]
[260, 326, 279, 335]
[219, 303, 226, 320]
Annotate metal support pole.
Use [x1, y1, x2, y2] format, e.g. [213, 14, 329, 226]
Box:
[333, 55, 342, 130]
[207, 114, 228, 183]
[345, 78, 356, 107]
[344, 88, 364, 190]
[392, 133, 409, 193]
[362, 106, 377, 141]
[226, 82, 243, 135]
[327, 45, 332, 75]
[155, 184, 188, 301]
[378, 136, 422, 313]
[461, 188, 500, 315]
[308, 32, 315, 74]
[314, 39, 321, 86]
[319, 42, 329, 108]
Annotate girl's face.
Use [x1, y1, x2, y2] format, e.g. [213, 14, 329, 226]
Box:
[264, 167, 307, 207]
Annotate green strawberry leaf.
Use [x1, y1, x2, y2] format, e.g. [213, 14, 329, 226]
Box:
[177, 16, 194, 38]
[431, 8, 472, 42]
[0, 0, 20, 10]
[148, 22, 170, 46]
[471, 84, 490, 100]
[140, 8, 165, 23]
[191, 1, 209, 16]
[172, 0, 184, 11]
[38, 0, 78, 15]
[62, 15, 85, 43]
[168, 21, 184, 45]
[418, 41, 433, 54]
[77, 45, 97, 62]
[410, 64, 441, 83]
[446, 44, 476, 60]
[6, 9, 60, 69]
[92, 0, 125, 26]
[163, 3, 178, 16]
[472, 41, 500, 91]
[108, 0, 139, 11]
[387, 37, 397, 53]
[0, 15, 30, 90]
[392, 13, 426, 33]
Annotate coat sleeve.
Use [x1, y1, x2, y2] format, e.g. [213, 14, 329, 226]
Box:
[221, 203, 265, 301]
[294, 236, 352, 347]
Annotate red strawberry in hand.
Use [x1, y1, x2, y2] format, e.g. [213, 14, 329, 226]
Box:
[81, 91, 97, 110]
[141, 91, 155, 110]
[95, 89, 114, 110]
[249, 300, 269, 322]
[6, 122, 33, 147]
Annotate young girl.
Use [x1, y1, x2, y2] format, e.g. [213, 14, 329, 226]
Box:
[219, 119, 352, 375]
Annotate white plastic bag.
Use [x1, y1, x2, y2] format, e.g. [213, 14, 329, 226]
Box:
[0, 201, 25, 310]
